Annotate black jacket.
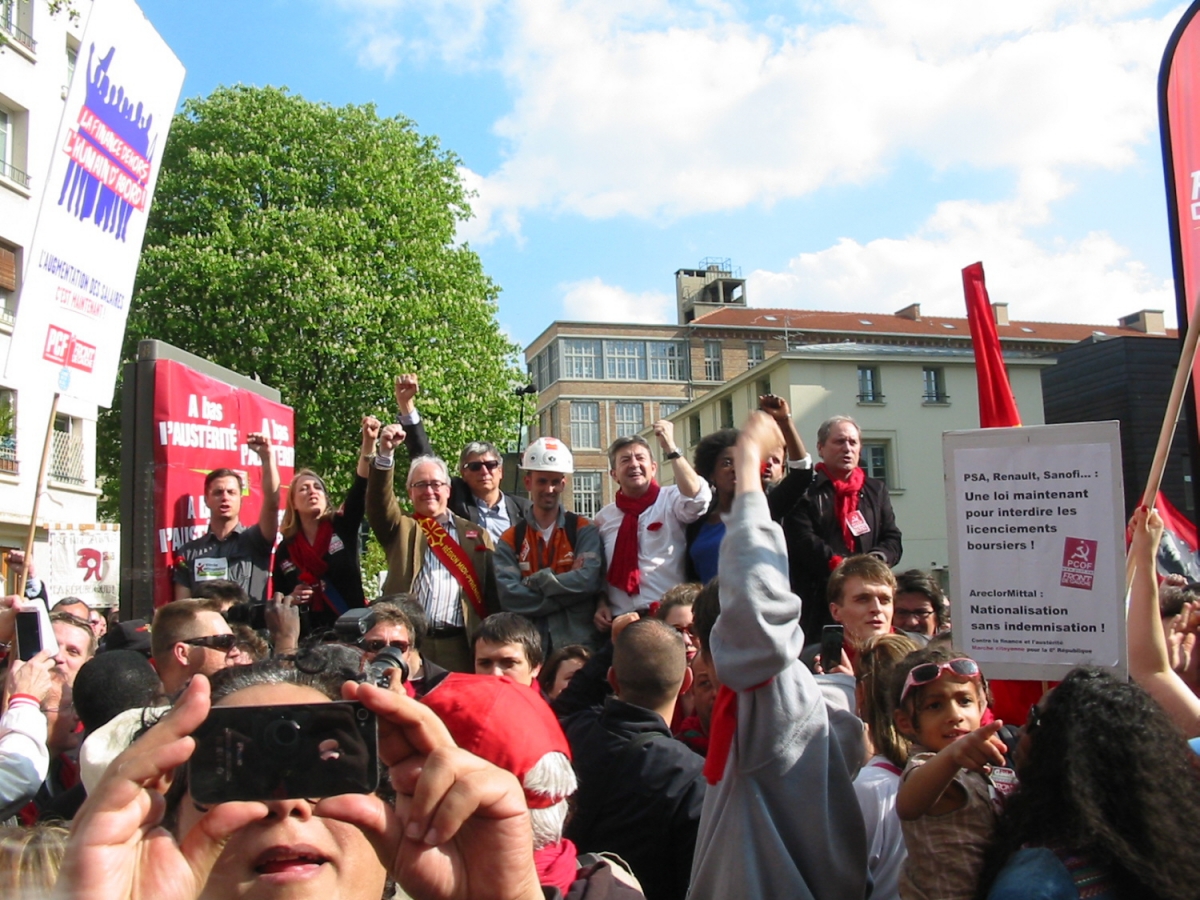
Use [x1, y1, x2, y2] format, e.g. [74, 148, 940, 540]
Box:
[563, 697, 706, 900]
[404, 420, 532, 526]
[786, 471, 903, 642]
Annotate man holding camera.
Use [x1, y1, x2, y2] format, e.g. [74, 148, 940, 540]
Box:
[367, 424, 499, 674]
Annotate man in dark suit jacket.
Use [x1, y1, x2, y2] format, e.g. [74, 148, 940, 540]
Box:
[366, 424, 500, 673]
[394, 373, 532, 542]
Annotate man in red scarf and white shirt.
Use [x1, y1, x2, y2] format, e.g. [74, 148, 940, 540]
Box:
[788, 415, 903, 644]
[594, 420, 711, 632]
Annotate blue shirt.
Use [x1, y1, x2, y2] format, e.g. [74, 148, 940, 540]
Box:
[689, 519, 725, 584]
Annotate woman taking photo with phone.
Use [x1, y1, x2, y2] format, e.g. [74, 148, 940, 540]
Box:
[273, 417, 380, 634]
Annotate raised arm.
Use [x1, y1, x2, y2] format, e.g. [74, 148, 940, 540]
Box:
[395, 374, 435, 459]
[653, 419, 703, 499]
[710, 412, 805, 690]
[357, 415, 380, 479]
[1128, 506, 1200, 738]
[759, 393, 807, 461]
[249, 432, 280, 542]
[366, 424, 408, 549]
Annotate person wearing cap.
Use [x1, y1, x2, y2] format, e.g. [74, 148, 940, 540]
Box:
[495, 437, 605, 656]
[395, 373, 532, 541]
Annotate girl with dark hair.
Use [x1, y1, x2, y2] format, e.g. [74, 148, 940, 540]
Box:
[273, 416, 380, 633]
[978, 667, 1200, 900]
[685, 429, 739, 584]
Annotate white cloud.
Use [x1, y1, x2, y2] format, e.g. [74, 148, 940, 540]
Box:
[747, 173, 1176, 327]
[559, 277, 676, 323]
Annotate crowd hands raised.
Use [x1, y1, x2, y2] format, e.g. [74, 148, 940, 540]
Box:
[0, 374, 1198, 900]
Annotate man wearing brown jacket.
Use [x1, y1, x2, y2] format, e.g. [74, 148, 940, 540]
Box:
[367, 423, 499, 672]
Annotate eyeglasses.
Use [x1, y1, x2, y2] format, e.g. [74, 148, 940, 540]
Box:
[899, 657, 981, 704]
[462, 460, 500, 473]
[1025, 703, 1043, 735]
[182, 633, 238, 652]
[894, 608, 935, 621]
[359, 638, 411, 654]
[410, 480, 448, 492]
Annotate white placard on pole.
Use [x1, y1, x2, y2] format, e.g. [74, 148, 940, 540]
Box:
[943, 422, 1126, 681]
[5, 0, 185, 408]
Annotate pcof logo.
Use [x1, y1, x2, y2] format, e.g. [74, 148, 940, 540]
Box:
[1060, 537, 1098, 590]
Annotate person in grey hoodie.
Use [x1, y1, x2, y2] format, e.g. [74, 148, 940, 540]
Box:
[688, 411, 870, 900]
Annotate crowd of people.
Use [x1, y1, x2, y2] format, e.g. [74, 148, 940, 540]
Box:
[1, 372, 1199, 900]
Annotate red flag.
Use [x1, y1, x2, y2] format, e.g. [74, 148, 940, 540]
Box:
[962, 262, 1021, 428]
[1154, 492, 1200, 581]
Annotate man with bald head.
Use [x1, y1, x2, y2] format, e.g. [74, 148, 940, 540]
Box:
[150, 599, 238, 694]
[563, 616, 706, 900]
[367, 423, 499, 673]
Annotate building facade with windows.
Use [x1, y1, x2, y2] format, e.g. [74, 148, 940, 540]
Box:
[0, 5, 99, 579]
[524, 259, 1174, 513]
[654, 343, 1052, 575]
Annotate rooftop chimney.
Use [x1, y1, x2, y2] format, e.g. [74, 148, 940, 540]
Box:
[894, 302, 921, 321]
[992, 303, 1009, 327]
[1119, 310, 1166, 335]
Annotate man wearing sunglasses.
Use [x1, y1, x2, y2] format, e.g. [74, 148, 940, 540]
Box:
[149, 599, 239, 694]
[394, 373, 531, 541]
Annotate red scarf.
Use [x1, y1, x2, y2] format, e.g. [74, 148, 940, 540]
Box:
[535, 838, 579, 893]
[606, 481, 661, 595]
[816, 463, 865, 551]
[702, 678, 772, 785]
[290, 519, 333, 583]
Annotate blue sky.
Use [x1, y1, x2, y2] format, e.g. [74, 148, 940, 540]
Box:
[136, 0, 1186, 348]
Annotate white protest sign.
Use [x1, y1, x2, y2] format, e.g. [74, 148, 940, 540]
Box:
[5, 0, 184, 407]
[42, 525, 121, 608]
[943, 422, 1126, 680]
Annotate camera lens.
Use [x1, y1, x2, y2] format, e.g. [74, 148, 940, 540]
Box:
[264, 717, 301, 749]
[356, 707, 369, 722]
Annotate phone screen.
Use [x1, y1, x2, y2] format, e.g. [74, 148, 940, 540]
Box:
[189, 701, 378, 804]
[820, 624, 844, 673]
[15, 610, 42, 662]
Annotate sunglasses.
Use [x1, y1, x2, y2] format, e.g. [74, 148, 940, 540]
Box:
[359, 638, 411, 654]
[899, 657, 981, 704]
[462, 460, 500, 473]
[182, 633, 238, 652]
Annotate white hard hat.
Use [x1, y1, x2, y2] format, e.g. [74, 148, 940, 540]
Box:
[521, 437, 574, 474]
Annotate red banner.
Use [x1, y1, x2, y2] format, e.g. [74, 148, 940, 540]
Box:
[962, 262, 1021, 429]
[152, 359, 295, 607]
[1161, 1, 1200, 509]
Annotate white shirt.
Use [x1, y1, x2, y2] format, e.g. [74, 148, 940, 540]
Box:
[853, 756, 905, 900]
[594, 481, 712, 615]
[414, 515, 466, 629]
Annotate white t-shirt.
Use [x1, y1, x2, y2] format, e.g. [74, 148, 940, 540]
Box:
[853, 755, 906, 900]
[594, 481, 712, 615]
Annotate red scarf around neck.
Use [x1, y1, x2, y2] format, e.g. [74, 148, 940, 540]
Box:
[816, 463, 865, 551]
[606, 481, 661, 595]
[290, 519, 333, 582]
[535, 838, 579, 893]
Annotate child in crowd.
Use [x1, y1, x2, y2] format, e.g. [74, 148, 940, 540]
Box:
[891, 646, 1012, 900]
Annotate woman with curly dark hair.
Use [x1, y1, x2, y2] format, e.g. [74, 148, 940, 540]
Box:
[684, 429, 740, 584]
[978, 666, 1200, 900]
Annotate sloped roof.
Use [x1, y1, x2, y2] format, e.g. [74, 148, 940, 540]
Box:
[692, 307, 1176, 343]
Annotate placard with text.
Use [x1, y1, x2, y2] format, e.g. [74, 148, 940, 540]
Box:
[943, 422, 1126, 680]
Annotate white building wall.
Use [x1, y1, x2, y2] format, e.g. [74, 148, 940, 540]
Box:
[0, 4, 99, 571]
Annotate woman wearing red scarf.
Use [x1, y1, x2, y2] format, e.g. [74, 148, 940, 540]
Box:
[788, 415, 903, 645]
[273, 416, 380, 633]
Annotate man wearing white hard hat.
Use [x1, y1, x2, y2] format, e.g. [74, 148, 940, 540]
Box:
[494, 437, 606, 655]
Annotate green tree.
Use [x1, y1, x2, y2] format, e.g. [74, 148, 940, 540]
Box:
[98, 86, 523, 516]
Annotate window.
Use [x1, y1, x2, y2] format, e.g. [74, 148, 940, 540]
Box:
[756, 377, 771, 399]
[67, 42, 78, 87]
[861, 441, 889, 484]
[569, 401, 600, 449]
[51, 414, 85, 485]
[746, 341, 765, 368]
[720, 398, 734, 429]
[704, 341, 723, 381]
[0, 105, 29, 189]
[561, 339, 601, 379]
[0, 0, 34, 52]
[659, 401, 683, 418]
[857, 366, 883, 403]
[648, 341, 687, 381]
[0, 388, 15, 474]
[605, 341, 646, 381]
[922, 367, 948, 403]
[572, 472, 602, 518]
[615, 402, 644, 436]
[550, 403, 560, 441]
[689, 414, 701, 447]
[0, 244, 16, 320]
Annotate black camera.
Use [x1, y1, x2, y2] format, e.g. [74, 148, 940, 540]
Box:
[333, 608, 377, 643]
[189, 700, 379, 804]
[363, 645, 409, 690]
[224, 601, 267, 631]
